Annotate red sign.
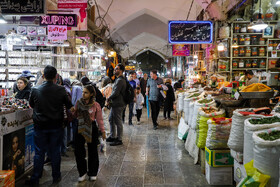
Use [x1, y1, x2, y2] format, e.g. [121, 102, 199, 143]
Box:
[172, 44, 190, 56]
[48, 25, 67, 40]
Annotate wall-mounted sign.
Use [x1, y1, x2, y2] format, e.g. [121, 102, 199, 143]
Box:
[27, 26, 37, 35]
[48, 25, 67, 40]
[0, 0, 45, 14]
[172, 44, 190, 56]
[17, 26, 27, 35]
[58, 0, 87, 31]
[37, 27, 46, 35]
[40, 14, 77, 27]
[168, 21, 213, 44]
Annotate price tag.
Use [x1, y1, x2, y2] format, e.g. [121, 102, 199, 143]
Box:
[234, 92, 240, 100]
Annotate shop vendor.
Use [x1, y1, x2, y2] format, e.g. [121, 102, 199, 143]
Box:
[15, 77, 31, 100]
[245, 70, 259, 86]
[209, 75, 218, 88]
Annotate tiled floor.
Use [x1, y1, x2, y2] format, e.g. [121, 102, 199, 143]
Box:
[18, 109, 233, 187]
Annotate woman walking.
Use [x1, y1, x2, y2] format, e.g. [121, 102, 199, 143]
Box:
[163, 79, 175, 120]
[73, 85, 106, 182]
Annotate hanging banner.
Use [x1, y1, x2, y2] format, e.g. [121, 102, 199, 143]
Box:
[48, 25, 67, 40]
[172, 44, 190, 56]
[40, 14, 77, 27]
[0, 0, 45, 14]
[57, 0, 87, 31]
[169, 21, 213, 44]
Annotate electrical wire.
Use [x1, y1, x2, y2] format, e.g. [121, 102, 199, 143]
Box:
[186, 0, 195, 20]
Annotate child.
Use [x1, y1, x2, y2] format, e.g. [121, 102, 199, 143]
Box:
[73, 85, 106, 182]
[135, 87, 144, 125]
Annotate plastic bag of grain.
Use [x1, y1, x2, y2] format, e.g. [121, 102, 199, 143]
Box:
[196, 107, 225, 148]
[184, 93, 202, 124]
[178, 117, 189, 140]
[253, 127, 280, 187]
[178, 93, 184, 112]
[191, 98, 216, 130]
[243, 116, 280, 164]
[228, 108, 269, 153]
[206, 117, 232, 149]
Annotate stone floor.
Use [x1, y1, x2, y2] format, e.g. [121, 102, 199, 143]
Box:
[17, 109, 233, 187]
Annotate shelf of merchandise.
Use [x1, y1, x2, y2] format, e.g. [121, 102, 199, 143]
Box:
[227, 21, 280, 81]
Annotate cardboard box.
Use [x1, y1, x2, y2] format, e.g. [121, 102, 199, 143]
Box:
[234, 159, 246, 184]
[0, 170, 15, 187]
[205, 147, 234, 167]
[231, 149, 243, 164]
[205, 162, 233, 185]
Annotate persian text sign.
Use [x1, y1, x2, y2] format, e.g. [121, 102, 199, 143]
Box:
[57, 0, 87, 8]
[172, 44, 190, 56]
[169, 21, 213, 44]
[48, 25, 67, 40]
[0, 0, 45, 14]
[40, 14, 77, 27]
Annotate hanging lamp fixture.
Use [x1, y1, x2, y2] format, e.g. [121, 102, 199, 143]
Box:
[251, 0, 268, 30]
[217, 42, 225, 51]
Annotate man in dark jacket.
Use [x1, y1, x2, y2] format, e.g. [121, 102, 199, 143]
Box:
[80, 76, 105, 108]
[107, 64, 126, 146]
[140, 73, 148, 107]
[26, 65, 73, 186]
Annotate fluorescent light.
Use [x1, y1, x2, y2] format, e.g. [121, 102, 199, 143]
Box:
[217, 43, 225, 51]
[276, 0, 280, 5]
[252, 19, 268, 30]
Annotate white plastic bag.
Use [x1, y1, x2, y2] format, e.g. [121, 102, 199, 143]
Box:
[185, 128, 199, 164]
[228, 108, 266, 153]
[191, 98, 216, 130]
[184, 96, 200, 124]
[178, 117, 189, 140]
[244, 117, 280, 164]
[253, 127, 280, 187]
[99, 138, 107, 157]
[188, 102, 195, 125]
[178, 93, 184, 112]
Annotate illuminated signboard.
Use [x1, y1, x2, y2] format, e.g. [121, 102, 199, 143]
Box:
[168, 21, 213, 44]
[0, 0, 45, 14]
[40, 14, 77, 27]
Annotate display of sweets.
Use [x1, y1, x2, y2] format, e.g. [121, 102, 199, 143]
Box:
[1, 97, 30, 110]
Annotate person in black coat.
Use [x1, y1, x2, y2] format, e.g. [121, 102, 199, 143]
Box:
[163, 79, 175, 120]
[15, 77, 31, 100]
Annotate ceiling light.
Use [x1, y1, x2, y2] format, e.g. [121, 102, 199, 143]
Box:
[99, 49, 104, 55]
[194, 54, 198, 59]
[217, 43, 225, 51]
[232, 43, 239, 48]
[251, 19, 268, 31]
[276, 0, 280, 5]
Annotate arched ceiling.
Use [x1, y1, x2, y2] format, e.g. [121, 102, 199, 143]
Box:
[94, 0, 240, 58]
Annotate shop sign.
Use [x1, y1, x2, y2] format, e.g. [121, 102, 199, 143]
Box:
[0, 0, 45, 14]
[48, 25, 67, 40]
[25, 124, 35, 170]
[57, 0, 87, 31]
[27, 26, 37, 35]
[40, 14, 77, 27]
[172, 44, 190, 56]
[168, 21, 213, 44]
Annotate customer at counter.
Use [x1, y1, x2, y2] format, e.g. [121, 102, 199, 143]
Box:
[245, 70, 259, 86]
[174, 79, 184, 91]
[13, 70, 34, 94]
[15, 77, 31, 100]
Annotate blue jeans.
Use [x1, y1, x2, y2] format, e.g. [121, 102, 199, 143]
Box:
[31, 127, 63, 182]
[61, 127, 67, 154]
[129, 102, 134, 123]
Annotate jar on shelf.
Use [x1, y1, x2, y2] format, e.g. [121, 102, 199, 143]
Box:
[246, 47, 251, 57]
[251, 35, 258, 45]
[259, 46, 265, 56]
[252, 59, 259, 68]
[245, 60, 252, 68]
[259, 59, 266, 68]
[273, 42, 278, 50]
[234, 48, 239, 57]
[239, 35, 245, 45]
[240, 24, 247, 33]
[245, 35, 251, 45]
[259, 38, 265, 45]
[232, 59, 238, 68]
[252, 47, 258, 56]
[239, 59, 245, 68]
[268, 40, 274, 51]
[233, 35, 238, 44]
[239, 47, 245, 56]
[234, 23, 240, 33]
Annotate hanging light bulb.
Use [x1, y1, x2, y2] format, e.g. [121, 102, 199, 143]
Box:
[194, 54, 198, 59]
[232, 43, 239, 48]
[276, 0, 280, 6]
[217, 42, 225, 51]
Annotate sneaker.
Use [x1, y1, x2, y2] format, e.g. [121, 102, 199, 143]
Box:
[78, 174, 87, 182]
[153, 126, 158, 130]
[129, 122, 133, 126]
[89, 176, 97, 181]
[106, 136, 116, 142]
[137, 121, 141, 125]
[110, 140, 123, 146]
[52, 176, 61, 184]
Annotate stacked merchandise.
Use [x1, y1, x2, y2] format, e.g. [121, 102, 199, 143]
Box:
[1, 97, 30, 114]
[0, 170, 15, 186]
[183, 92, 202, 123]
[205, 117, 233, 185]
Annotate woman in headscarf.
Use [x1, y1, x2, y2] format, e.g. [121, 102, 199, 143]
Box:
[15, 77, 31, 100]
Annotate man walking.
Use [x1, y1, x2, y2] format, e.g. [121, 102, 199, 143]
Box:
[107, 64, 126, 146]
[26, 65, 73, 186]
[146, 70, 163, 130]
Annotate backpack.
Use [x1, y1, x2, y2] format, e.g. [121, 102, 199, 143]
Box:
[123, 79, 135, 105]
